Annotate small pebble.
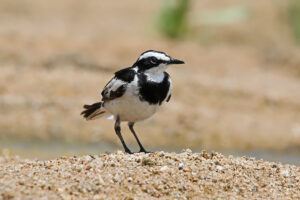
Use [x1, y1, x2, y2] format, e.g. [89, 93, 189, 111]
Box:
[216, 166, 223, 171]
[178, 163, 184, 170]
[160, 166, 169, 171]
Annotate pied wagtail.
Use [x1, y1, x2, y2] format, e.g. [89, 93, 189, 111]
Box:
[81, 50, 184, 153]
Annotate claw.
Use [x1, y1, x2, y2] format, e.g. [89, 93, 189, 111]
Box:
[125, 149, 133, 154]
[138, 148, 152, 154]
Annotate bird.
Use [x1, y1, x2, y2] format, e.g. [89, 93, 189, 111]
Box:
[81, 50, 184, 154]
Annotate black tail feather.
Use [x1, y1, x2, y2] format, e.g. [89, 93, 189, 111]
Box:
[81, 102, 103, 119]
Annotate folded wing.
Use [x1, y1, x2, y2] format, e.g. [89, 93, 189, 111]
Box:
[101, 78, 127, 101]
[101, 67, 136, 101]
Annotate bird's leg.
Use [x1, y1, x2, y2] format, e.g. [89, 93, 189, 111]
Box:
[128, 122, 150, 153]
[114, 116, 132, 154]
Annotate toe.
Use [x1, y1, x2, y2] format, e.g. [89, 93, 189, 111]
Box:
[125, 149, 133, 154]
[139, 149, 152, 154]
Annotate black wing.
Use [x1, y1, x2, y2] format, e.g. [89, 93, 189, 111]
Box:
[101, 67, 135, 101]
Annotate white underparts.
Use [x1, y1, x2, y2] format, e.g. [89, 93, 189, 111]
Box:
[106, 115, 114, 120]
[103, 74, 163, 122]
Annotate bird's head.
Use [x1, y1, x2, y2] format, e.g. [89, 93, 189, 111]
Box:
[133, 50, 184, 75]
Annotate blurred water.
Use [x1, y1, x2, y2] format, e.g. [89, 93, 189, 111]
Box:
[0, 139, 299, 166]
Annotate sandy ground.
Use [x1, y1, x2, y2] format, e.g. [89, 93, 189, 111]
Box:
[0, 0, 300, 154]
[0, 150, 299, 199]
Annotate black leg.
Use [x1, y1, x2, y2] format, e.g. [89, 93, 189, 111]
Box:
[114, 116, 132, 154]
[128, 122, 150, 153]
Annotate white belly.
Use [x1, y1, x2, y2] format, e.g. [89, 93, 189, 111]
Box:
[104, 94, 160, 122]
[102, 73, 170, 122]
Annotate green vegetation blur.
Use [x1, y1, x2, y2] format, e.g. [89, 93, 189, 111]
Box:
[157, 0, 300, 45]
[288, 0, 300, 43]
[157, 0, 190, 38]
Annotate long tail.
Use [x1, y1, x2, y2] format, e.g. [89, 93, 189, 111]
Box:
[81, 102, 106, 120]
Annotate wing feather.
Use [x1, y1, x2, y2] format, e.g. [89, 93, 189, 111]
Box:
[101, 67, 135, 101]
[101, 78, 127, 101]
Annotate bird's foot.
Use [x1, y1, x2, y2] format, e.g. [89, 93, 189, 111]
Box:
[138, 148, 153, 154]
[124, 148, 133, 154]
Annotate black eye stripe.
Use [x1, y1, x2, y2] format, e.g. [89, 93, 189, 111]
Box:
[150, 57, 158, 64]
[135, 56, 167, 72]
[150, 57, 158, 63]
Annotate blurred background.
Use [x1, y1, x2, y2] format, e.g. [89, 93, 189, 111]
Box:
[0, 0, 300, 164]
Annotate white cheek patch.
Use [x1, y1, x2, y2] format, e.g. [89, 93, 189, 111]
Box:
[145, 63, 168, 74]
[139, 52, 170, 62]
[144, 64, 167, 82]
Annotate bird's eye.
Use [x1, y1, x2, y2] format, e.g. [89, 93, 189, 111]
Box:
[150, 57, 158, 64]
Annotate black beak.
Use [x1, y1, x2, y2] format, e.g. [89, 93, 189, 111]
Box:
[169, 58, 185, 65]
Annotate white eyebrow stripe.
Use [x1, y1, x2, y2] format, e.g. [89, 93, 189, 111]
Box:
[139, 52, 170, 61]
